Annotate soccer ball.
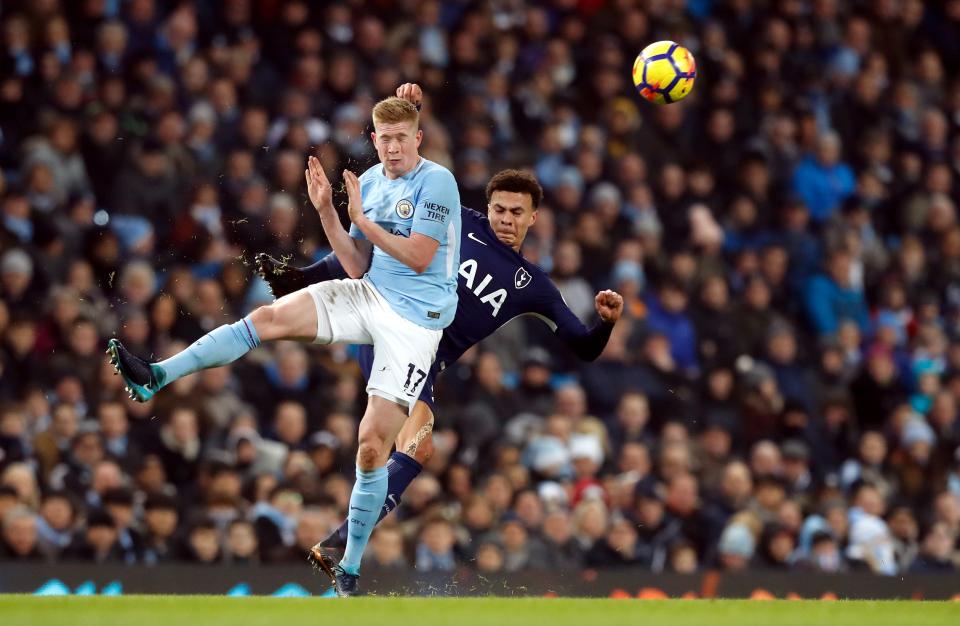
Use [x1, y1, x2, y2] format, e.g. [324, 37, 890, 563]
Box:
[632, 41, 697, 105]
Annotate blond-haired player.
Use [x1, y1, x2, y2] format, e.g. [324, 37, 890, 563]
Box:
[109, 95, 461, 596]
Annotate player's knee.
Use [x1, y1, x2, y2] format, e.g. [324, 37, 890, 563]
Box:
[356, 441, 382, 471]
[356, 422, 387, 470]
[249, 304, 280, 339]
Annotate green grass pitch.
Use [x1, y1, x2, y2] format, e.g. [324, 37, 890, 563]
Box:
[1, 596, 958, 626]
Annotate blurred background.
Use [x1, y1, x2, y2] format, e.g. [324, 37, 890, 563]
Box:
[1, 0, 959, 582]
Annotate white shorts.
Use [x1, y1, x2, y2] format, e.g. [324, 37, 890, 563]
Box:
[305, 278, 441, 413]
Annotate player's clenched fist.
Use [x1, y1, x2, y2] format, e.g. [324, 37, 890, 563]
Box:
[305, 155, 333, 216]
[595, 289, 624, 323]
[395, 82, 422, 109]
[342, 169, 365, 225]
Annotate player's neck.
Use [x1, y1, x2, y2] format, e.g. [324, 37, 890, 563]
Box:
[384, 156, 422, 180]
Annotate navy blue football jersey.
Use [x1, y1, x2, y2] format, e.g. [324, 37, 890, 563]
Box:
[352, 207, 613, 411]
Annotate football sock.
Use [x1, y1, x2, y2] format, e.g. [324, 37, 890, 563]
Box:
[299, 253, 350, 283]
[323, 451, 423, 549]
[340, 465, 389, 576]
[153, 317, 260, 388]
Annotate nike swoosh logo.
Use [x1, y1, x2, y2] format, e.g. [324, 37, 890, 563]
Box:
[467, 232, 488, 246]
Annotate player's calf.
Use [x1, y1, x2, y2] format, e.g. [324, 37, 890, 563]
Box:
[395, 402, 436, 465]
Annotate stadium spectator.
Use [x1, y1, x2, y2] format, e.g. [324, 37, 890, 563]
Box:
[716, 521, 756, 572]
[62, 508, 125, 563]
[908, 522, 956, 573]
[35, 490, 76, 558]
[791, 132, 856, 225]
[140, 492, 179, 565]
[182, 519, 221, 565]
[804, 247, 870, 338]
[224, 519, 259, 566]
[366, 525, 408, 571]
[0, 505, 43, 561]
[415, 517, 459, 573]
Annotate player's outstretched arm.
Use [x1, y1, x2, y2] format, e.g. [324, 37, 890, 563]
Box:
[541, 286, 624, 361]
[306, 155, 372, 278]
[343, 169, 440, 274]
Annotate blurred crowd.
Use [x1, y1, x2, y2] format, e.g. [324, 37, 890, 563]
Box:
[2, 0, 960, 577]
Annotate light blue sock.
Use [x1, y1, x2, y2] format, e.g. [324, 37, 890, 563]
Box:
[340, 465, 389, 576]
[153, 317, 260, 388]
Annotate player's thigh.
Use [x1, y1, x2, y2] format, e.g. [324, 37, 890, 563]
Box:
[303, 280, 374, 345]
[249, 289, 318, 342]
[366, 320, 440, 413]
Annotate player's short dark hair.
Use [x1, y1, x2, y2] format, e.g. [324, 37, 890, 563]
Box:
[485, 169, 543, 209]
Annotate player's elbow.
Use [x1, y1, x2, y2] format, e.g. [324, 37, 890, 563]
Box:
[410, 260, 430, 274]
[415, 249, 440, 273]
[409, 250, 436, 274]
[408, 235, 439, 274]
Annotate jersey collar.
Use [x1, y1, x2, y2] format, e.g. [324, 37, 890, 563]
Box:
[381, 156, 425, 181]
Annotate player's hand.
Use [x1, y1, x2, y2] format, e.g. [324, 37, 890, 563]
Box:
[595, 290, 624, 323]
[343, 169, 364, 225]
[305, 155, 333, 215]
[396, 82, 423, 109]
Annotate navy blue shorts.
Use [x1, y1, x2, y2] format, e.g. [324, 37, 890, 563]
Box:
[357, 344, 439, 415]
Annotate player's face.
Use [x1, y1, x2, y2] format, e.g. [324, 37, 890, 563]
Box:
[487, 190, 537, 252]
[371, 120, 423, 179]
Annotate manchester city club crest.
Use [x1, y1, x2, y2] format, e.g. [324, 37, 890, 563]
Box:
[514, 267, 532, 289]
[395, 199, 414, 219]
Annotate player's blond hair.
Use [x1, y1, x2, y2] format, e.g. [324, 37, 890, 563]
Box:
[372, 96, 419, 128]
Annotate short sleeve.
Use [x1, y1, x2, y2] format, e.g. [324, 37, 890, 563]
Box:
[412, 169, 460, 243]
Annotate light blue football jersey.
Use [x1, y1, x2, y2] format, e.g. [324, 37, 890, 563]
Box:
[350, 157, 461, 330]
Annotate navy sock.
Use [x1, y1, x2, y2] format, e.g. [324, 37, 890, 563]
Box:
[299, 253, 350, 283]
[323, 451, 423, 549]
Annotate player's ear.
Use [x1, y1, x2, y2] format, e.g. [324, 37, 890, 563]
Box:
[370, 131, 377, 145]
[529, 209, 538, 226]
[415, 128, 423, 148]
